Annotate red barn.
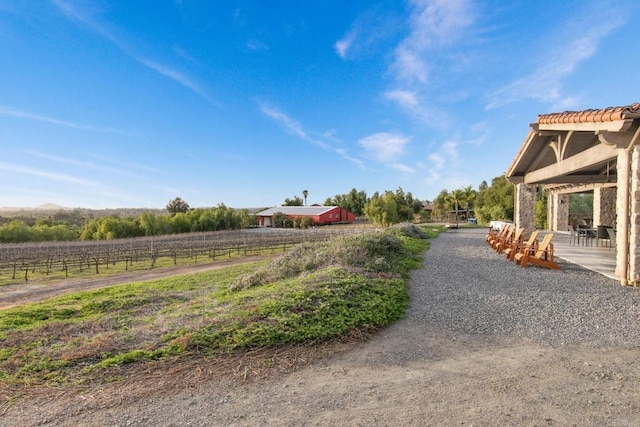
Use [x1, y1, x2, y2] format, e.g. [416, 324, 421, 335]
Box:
[256, 206, 356, 227]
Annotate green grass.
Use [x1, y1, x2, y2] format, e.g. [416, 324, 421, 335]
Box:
[0, 224, 439, 387]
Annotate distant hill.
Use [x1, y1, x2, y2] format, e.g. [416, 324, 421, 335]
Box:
[0, 204, 69, 214]
[0, 205, 164, 218]
[36, 203, 70, 210]
[0, 205, 265, 218]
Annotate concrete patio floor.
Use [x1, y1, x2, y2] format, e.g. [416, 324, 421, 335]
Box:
[546, 231, 617, 281]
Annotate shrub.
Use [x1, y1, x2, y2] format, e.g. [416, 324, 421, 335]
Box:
[230, 227, 427, 290]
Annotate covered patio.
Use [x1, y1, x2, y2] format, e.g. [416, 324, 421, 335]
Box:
[551, 232, 616, 280]
[506, 103, 640, 285]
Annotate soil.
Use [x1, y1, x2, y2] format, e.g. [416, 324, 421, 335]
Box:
[1, 257, 640, 426]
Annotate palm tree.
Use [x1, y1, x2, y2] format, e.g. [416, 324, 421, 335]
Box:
[462, 185, 476, 219]
[302, 190, 309, 206]
[448, 189, 465, 225]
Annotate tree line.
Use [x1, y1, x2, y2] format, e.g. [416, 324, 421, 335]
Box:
[431, 176, 515, 224]
[0, 176, 520, 243]
[0, 203, 256, 244]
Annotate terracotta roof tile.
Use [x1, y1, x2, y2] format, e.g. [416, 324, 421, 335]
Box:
[537, 103, 640, 125]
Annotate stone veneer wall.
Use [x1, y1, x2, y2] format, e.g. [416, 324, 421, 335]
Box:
[514, 183, 537, 232]
[549, 193, 569, 232]
[593, 187, 617, 228]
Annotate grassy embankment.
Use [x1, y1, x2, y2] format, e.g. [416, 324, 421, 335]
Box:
[0, 224, 440, 388]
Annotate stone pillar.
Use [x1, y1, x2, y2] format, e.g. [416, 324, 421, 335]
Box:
[593, 187, 617, 228]
[616, 150, 629, 280]
[548, 193, 569, 232]
[629, 147, 640, 284]
[514, 183, 536, 232]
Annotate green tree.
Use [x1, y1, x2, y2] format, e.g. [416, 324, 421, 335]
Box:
[171, 212, 192, 234]
[325, 188, 368, 217]
[448, 189, 465, 224]
[283, 196, 303, 206]
[364, 191, 399, 226]
[166, 197, 190, 216]
[271, 212, 286, 227]
[462, 185, 477, 219]
[302, 190, 308, 206]
[394, 187, 414, 222]
[139, 213, 159, 236]
[569, 194, 593, 214]
[473, 175, 514, 224]
[432, 189, 450, 221]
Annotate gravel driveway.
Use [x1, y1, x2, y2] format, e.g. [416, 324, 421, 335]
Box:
[411, 228, 640, 347]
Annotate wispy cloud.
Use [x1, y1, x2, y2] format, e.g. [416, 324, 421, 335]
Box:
[384, 90, 419, 109]
[259, 101, 365, 168]
[0, 105, 133, 135]
[335, 28, 357, 59]
[246, 39, 268, 52]
[27, 150, 139, 177]
[0, 161, 98, 186]
[391, 0, 475, 84]
[359, 132, 408, 163]
[136, 58, 213, 103]
[259, 102, 327, 148]
[424, 139, 459, 184]
[51, 0, 214, 104]
[390, 163, 415, 174]
[376, 1, 475, 128]
[334, 7, 401, 61]
[335, 148, 365, 169]
[485, 3, 628, 109]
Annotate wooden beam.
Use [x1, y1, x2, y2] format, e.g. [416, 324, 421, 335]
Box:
[544, 182, 617, 194]
[537, 174, 613, 184]
[523, 143, 618, 184]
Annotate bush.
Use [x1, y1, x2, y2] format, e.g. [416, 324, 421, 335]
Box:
[230, 229, 425, 290]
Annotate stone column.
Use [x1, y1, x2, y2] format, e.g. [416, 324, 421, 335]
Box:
[628, 147, 640, 284]
[514, 183, 537, 232]
[616, 150, 629, 280]
[593, 187, 617, 228]
[548, 192, 569, 232]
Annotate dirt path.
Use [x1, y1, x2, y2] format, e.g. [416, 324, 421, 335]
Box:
[3, 322, 638, 426]
[0, 255, 268, 310]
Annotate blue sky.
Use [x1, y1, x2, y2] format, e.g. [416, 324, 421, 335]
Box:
[1, 0, 639, 209]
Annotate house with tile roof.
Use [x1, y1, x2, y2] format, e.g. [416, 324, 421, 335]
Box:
[506, 103, 640, 285]
[256, 206, 355, 227]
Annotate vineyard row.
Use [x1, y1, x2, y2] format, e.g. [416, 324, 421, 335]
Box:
[0, 228, 367, 283]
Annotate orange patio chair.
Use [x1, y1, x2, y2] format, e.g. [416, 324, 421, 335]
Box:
[505, 230, 539, 261]
[496, 227, 523, 254]
[486, 223, 508, 244]
[490, 225, 514, 251]
[514, 233, 560, 270]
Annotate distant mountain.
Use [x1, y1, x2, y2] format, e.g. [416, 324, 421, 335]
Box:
[0, 204, 70, 213]
[36, 203, 70, 210]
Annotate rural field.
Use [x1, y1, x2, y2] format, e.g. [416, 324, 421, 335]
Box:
[1, 227, 639, 426]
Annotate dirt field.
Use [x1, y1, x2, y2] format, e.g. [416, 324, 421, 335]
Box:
[1, 239, 639, 426]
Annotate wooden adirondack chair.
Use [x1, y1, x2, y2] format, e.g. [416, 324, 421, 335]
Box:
[486, 223, 508, 245]
[488, 224, 509, 248]
[496, 227, 523, 254]
[505, 230, 539, 261]
[514, 233, 560, 269]
[491, 225, 514, 251]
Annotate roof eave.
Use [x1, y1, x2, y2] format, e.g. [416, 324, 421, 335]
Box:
[538, 119, 634, 133]
[505, 128, 538, 182]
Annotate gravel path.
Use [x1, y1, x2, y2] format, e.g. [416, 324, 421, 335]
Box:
[3, 228, 640, 426]
[410, 228, 640, 347]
